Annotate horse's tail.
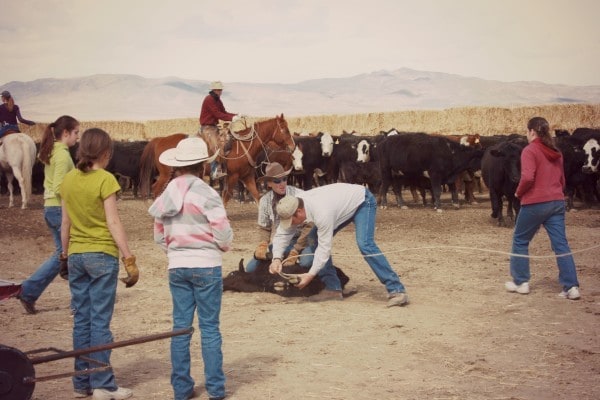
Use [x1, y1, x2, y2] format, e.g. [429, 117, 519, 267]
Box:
[20, 134, 36, 203]
[139, 139, 156, 198]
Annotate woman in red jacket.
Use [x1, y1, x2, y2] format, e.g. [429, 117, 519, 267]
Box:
[505, 117, 580, 300]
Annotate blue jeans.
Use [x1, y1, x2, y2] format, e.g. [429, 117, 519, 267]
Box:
[510, 200, 579, 291]
[246, 228, 343, 291]
[0, 124, 19, 138]
[20, 207, 62, 303]
[335, 190, 406, 294]
[69, 253, 119, 393]
[169, 267, 225, 400]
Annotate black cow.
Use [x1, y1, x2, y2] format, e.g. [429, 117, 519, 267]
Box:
[339, 160, 385, 196]
[106, 140, 148, 197]
[377, 132, 483, 211]
[481, 140, 526, 226]
[290, 133, 334, 190]
[325, 133, 372, 184]
[555, 133, 599, 209]
[223, 259, 349, 297]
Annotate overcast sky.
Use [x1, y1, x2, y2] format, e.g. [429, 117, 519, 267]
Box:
[2, 0, 599, 86]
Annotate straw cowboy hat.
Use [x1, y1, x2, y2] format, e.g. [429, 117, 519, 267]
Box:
[159, 137, 218, 167]
[257, 162, 292, 183]
[210, 81, 224, 90]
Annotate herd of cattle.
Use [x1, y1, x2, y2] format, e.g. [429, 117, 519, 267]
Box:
[1, 126, 599, 297]
[1, 127, 599, 227]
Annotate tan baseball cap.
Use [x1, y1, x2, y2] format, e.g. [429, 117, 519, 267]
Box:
[276, 196, 299, 229]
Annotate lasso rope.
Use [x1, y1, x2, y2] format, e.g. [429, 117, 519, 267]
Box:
[279, 243, 600, 266]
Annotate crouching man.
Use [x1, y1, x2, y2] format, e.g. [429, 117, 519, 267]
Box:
[270, 183, 409, 307]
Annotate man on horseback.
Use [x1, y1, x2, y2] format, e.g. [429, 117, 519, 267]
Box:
[199, 81, 239, 180]
[0, 91, 36, 143]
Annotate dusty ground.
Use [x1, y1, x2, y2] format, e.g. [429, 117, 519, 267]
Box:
[1, 191, 599, 400]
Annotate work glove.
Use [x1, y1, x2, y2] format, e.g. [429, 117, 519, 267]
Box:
[59, 253, 69, 280]
[282, 248, 300, 267]
[269, 258, 283, 275]
[254, 241, 271, 261]
[120, 255, 139, 288]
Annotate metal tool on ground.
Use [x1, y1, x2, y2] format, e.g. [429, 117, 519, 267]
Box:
[0, 327, 194, 400]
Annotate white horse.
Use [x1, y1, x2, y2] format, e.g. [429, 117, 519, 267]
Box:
[0, 133, 37, 209]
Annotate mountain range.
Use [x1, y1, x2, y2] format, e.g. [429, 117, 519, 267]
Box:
[2, 68, 599, 122]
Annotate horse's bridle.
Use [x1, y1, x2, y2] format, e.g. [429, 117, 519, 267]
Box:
[221, 118, 295, 167]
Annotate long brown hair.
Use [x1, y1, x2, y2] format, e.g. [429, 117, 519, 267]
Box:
[1, 92, 14, 112]
[38, 115, 79, 164]
[76, 128, 113, 172]
[527, 116, 558, 151]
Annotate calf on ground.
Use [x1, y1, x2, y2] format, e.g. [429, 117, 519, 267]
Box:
[223, 259, 349, 297]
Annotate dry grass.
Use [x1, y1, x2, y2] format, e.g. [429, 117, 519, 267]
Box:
[19, 103, 600, 142]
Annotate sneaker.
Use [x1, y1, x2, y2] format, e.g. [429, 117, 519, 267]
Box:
[92, 387, 133, 400]
[558, 286, 581, 300]
[308, 289, 343, 302]
[74, 388, 93, 398]
[387, 292, 409, 307]
[17, 296, 37, 314]
[505, 281, 530, 294]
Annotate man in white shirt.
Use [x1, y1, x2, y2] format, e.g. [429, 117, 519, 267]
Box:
[269, 183, 409, 307]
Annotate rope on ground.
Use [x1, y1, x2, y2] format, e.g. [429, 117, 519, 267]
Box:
[281, 243, 600, 265]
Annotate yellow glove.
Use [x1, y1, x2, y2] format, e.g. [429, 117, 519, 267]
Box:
[282, 248, 300, 267]
[120, 255, 139, 288]
[254, 241, 270, 260]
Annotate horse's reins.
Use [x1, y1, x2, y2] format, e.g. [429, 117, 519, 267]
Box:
[220, 118, 292, 168]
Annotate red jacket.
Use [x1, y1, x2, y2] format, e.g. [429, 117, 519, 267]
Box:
[199, 91, 236, 126]
[515, 138, 565, 205]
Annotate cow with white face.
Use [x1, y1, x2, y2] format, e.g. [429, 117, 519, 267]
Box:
[356, 139, 370, 163]
[291, 145, 304, 171]
[320, 132, 334, 157]
[582, 138, 600, 174]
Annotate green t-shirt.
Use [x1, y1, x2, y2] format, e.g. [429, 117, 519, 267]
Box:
[43, 142, 74, 207]
[60, 168, 121, 257]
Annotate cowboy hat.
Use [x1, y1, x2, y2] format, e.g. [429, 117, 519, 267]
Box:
[210, 81, 224, 90]
[159, 137, 218, 167]
[257, 162, 292, 183]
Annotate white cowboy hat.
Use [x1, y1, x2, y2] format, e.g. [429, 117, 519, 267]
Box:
[159, 137, 218, 167]
[210, 81, 224, 90]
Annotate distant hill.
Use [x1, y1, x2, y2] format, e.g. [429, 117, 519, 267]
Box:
[2, 68, 600, 122]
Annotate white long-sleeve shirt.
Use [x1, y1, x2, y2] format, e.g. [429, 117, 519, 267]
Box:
[272, 183, 366, 275]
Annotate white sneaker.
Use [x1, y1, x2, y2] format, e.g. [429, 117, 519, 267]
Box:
[505, 281, 530, 294]
[93, 387, 133, 400]
[558, 286, 581, 300]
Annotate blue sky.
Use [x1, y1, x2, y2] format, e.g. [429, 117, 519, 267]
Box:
[2, 0, 599, 86]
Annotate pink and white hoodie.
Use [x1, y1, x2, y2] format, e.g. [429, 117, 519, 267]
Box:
[148, 174, 233, 269]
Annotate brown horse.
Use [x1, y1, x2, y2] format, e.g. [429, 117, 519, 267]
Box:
[139, 133, 189, 198]
[138, 114, 295, 202]
[222, 114, 295, 206]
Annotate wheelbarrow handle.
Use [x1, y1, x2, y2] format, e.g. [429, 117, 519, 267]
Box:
[28, 327, 194, 365]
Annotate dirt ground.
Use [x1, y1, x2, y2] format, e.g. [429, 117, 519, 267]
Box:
[1, 191, 599, 400]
